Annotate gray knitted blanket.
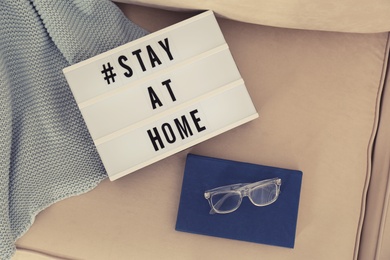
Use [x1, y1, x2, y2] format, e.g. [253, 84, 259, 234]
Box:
[0, 1, 147, 258]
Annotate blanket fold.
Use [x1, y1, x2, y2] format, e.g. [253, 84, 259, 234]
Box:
[0, 1, 147, 259]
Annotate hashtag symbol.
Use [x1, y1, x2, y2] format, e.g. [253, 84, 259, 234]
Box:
[101, 62, 117, 85]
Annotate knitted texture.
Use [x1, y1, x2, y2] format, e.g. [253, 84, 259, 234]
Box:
[0, 1, 147, 259]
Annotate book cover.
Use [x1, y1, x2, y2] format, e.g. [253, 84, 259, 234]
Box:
[175, 154, 303, 248]
[63, 11, 258, 180]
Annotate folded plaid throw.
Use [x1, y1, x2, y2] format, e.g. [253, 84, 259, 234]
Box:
[0, 1, 147, 258]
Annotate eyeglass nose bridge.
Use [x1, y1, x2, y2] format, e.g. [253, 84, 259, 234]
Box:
[241, 186, 250, 197]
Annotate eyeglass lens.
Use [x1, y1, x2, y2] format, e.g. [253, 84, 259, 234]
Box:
[211, 192, 241, 213]
[250, 183, 278, 206]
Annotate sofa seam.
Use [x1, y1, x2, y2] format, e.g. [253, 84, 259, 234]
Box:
[14, 248, 76, 260]
[373, 33, 390, 260]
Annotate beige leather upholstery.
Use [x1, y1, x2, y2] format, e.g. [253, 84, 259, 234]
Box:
[15, 4, 390, 260]
[115, 0, 390, 33]
[359, 54, 390, 259]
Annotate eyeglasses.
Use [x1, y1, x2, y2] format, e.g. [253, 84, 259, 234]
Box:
[204, 178, 281, 214]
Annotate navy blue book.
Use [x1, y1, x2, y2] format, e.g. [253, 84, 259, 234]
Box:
[175, 154, 303, 248]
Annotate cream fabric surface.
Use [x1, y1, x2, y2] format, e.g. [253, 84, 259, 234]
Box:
[360, 53, 390, 260]
[114, 0, 390, 33]
[16, 4, 390, 260]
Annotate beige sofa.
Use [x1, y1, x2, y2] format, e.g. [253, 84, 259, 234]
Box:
[14, 2, 390, 259]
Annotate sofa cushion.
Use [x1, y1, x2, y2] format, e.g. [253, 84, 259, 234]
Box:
[114, 0, 390, 33]
[16, 4, 390, 260]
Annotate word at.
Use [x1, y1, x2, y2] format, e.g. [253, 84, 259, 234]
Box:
[148, 79, 176, 110]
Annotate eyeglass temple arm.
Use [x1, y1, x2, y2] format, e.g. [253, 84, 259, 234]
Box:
[205, 183, 248, 194]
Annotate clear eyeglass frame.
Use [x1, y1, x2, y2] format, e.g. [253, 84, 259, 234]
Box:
[204, 177, 282, 214]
